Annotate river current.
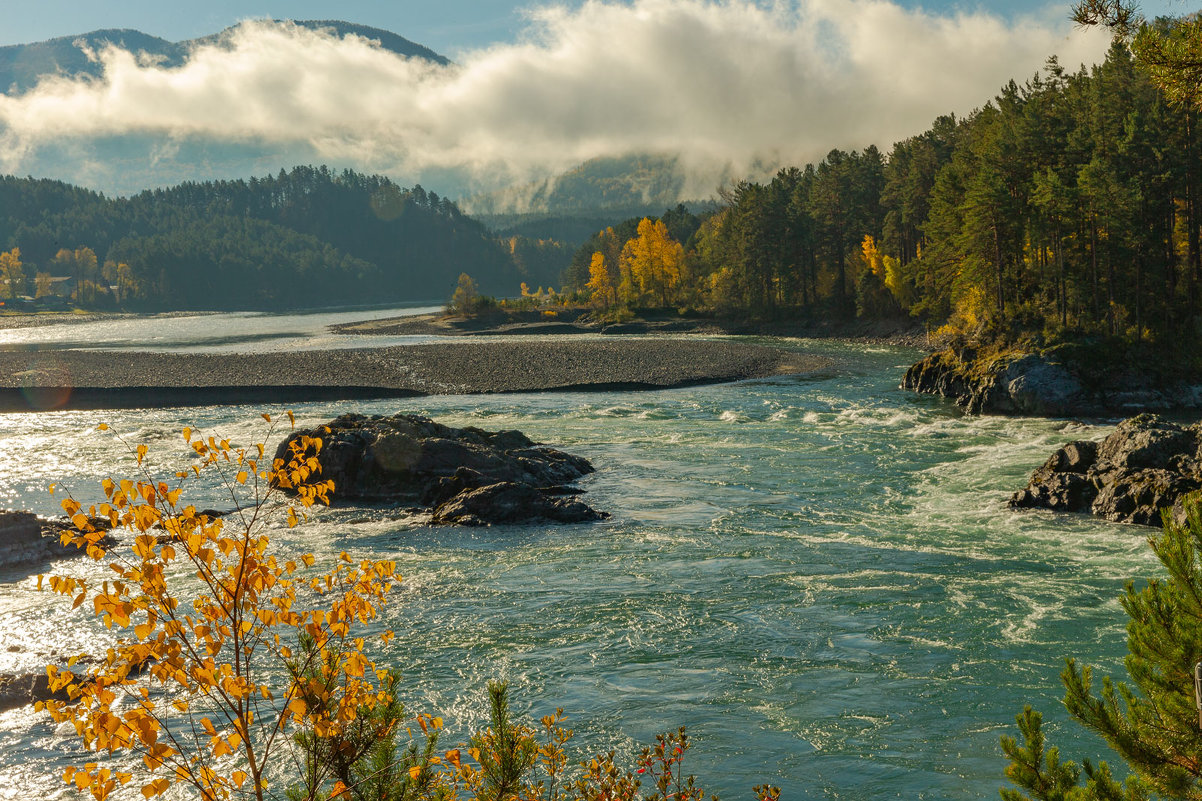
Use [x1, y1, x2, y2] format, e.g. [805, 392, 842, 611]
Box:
[0, 309, 1154, 799]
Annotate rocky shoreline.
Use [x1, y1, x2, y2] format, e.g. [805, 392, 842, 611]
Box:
[903, 347, 1202, 417]
[1011, 415, 1202, 526]
[0, 339, 823, 412]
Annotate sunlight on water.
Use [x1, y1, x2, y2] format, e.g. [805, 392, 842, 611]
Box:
[0, 336, 1156, 799]
[0, 304, 441, 353]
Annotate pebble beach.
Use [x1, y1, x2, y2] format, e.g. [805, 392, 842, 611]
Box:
[0, 339, 826, 411]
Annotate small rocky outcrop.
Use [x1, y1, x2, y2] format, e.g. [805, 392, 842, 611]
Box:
[0, 510, 105, 569]
[0, 671, 69, 712]
[274, 413, 607, 526]
[1010, 415, 1202, 526]
[903, 348, 1202, 417]
[903, 350, 1085, 416]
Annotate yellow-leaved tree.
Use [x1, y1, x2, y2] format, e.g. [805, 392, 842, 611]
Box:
[40, 415, 781, 801]
[586, 252, 617, 309]
[39, 414, 400, 801]
[618, 219, 682, 307]
[0, 247, 24, 299]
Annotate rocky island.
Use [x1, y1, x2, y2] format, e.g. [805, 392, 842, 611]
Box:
[276, 413, 607, 525]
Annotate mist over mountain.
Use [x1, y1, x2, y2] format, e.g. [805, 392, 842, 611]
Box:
[0, 2, 1111, 213]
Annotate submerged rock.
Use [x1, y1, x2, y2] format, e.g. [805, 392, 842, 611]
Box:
[274, 413, 606, 526]
[1010, 415, 1202, 526]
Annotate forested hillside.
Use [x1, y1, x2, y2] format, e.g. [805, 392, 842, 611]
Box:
[0, 167, 563, 310]
[566, 42, 1200, 358]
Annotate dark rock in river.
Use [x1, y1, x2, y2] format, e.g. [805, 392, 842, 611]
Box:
[0, 671, 70, 712]
[431, 482, 606, 526]
[1010, 415, 1202, 526]
[0, 510, 102, 568]
[902, 350, 1085, 416]
[274, 413, 605, 526]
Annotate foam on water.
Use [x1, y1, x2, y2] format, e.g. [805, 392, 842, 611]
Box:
[0, 336, 1159, 798]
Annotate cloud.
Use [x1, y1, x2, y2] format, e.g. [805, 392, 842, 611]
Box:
[0, 1, 1111, 197]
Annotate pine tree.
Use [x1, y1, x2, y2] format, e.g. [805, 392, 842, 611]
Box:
[1002, 501, 1202, 800]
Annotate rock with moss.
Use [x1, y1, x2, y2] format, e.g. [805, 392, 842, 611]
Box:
[274, 413, 605, 525]
[903, 345, 1202, 417]
[1010, 414, 1202, 525]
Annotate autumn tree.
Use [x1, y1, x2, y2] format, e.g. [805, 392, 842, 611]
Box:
[40, 416, 400, 801]
[618, 218, 683, 307]
[449, 272, 480, 315]
[0, 247, 24, 299]
[586, 251, 617, 309]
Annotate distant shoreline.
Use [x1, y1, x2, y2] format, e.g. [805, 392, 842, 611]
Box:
[0, 339, 826, 412]
[333, 311, 930, 347]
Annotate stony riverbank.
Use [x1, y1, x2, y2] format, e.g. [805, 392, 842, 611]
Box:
[0, 339, 824, 412]
[332, 310, 929, 346]
[902, 345, 1202, 417]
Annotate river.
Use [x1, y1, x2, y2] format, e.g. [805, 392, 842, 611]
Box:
[0, 308, 1149, 799]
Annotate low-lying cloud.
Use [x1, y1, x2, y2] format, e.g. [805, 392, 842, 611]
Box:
[0, 0, 1110, 197]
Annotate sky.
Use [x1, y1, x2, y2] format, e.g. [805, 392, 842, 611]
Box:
[1, 0, 1191, 55]
[0, 0, 1195, 200]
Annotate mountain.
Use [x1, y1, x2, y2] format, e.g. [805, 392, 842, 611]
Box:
[463, 155, 725, 245]
[0, 22, 455, 199]
[0, 21, 448, 95]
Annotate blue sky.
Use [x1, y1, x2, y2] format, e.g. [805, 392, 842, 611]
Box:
[0, 0, 1191, 54]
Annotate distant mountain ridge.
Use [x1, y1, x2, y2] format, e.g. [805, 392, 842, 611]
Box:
[0, 20, 449, 95]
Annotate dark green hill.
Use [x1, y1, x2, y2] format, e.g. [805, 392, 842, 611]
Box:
[0, 167, 551, 311]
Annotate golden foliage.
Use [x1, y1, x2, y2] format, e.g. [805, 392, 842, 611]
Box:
[618, 219, 683, 307]
[0, 248, 24, 299]
[40, 417, 397, 801]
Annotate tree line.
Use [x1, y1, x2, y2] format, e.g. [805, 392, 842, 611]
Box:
[0, 167, 566, 311]
[565, 41, 1202, 353]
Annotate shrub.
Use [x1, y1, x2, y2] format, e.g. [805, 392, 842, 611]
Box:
[40, 415, 779, 800]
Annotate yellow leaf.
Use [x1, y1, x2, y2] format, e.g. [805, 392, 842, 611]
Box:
[97, 423, 109, 431]
[236, 471, 248, 485]
[261, 413, 272, 423]
[181, 427, 191, 442]
[408, 766, 421, 781]
[136, 444, 148, 465]
[286, 410, 295, 428]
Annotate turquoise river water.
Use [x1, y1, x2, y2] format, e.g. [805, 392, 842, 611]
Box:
[0, 309, 1157, 799]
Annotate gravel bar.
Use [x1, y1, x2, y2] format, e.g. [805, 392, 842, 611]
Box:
[0, 340, 826, 412]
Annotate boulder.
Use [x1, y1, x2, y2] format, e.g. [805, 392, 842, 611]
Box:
[431, 482, 607, 526]
[274, 413, 605, 526]
[0, 671, 70, 712]
[1010, 415, 1202, 526]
